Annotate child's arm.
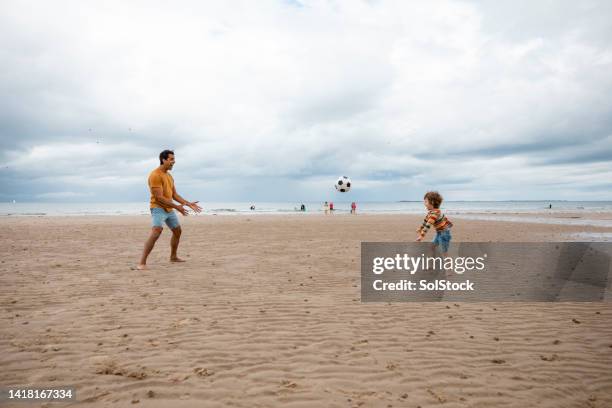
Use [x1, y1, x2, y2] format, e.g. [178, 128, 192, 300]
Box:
[416, 211, 437, 241]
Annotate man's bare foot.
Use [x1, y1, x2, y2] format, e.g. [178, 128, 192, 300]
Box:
[170, 257, 186, 263]
[136, 264, 149, 270]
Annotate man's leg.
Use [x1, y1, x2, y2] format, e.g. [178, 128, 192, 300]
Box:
[170, 226, 185, 262]
[138, 227, 163, 270]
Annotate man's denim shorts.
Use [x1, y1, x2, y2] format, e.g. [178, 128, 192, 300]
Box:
[433, 229, 452, 253]
[151, 207, 180, 229]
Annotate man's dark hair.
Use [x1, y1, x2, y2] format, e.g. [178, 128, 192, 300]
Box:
[159, 149, 174, 165]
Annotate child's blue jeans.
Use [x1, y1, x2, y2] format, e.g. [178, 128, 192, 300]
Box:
[433, 229, 452, 253]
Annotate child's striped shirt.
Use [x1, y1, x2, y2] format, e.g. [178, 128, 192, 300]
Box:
[417, 208, 453, 239]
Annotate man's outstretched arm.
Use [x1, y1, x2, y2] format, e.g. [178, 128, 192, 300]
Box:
[152, 187, 188, 216]
[173, 187, 202, 213]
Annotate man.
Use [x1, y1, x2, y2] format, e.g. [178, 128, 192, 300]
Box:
[137, 150, 202, 270]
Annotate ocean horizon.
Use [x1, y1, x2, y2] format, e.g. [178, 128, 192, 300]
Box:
[2, 200, 612, 217]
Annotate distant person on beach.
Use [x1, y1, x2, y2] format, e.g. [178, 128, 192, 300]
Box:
[351, 202, 356, 214]
[416, 191, 453, 257]
[323, 201, 329, 215]
[300, 203, 306, 212]
[137, 150, 202, 270]
[549, 204, 552, 209]
[250, 205, 256, 211]
[329, 202, 334, 213]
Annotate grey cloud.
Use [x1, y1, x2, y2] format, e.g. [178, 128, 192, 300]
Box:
[436, 113, 612, 162]
[530, 136, 612, 165]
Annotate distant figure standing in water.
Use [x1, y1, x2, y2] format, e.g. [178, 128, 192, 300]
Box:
[351, 202, 357, 214]
[300, 203, 306, 212]
[329, 202, 334, 213]
[549, 203, 552, 209]
[323, 201, 329, 215]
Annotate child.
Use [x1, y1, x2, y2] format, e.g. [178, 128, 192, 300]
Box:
[416, 191, 453, 256]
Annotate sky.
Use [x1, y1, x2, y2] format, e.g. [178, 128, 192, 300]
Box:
[1, 0, 612, 203]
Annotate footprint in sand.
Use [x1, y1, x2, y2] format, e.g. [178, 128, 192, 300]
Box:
[427, 388, 446, 403]
[193, 367, 214, 377]
[92, 357, 148, 379]
[540, 354, 559, 362]
[280, 380, 297, 389]
[386, 362, 398, 370]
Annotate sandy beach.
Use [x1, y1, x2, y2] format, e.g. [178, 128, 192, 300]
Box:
[2, 214, 612, 407]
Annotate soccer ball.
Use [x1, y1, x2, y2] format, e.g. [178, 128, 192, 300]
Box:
[335, 176, 351, 192]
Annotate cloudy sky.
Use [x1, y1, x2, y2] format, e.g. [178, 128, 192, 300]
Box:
[1, 0, 612, 202]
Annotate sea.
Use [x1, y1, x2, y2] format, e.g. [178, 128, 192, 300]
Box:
[1, 200, 612, 216]
[3, 201, 612, 239]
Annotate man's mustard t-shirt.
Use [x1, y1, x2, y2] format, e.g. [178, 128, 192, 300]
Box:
[148, 168, 174, 212]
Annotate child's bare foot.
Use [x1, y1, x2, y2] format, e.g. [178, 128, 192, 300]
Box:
[170, 257, 186, 263]
[136, 264, 149, 270]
